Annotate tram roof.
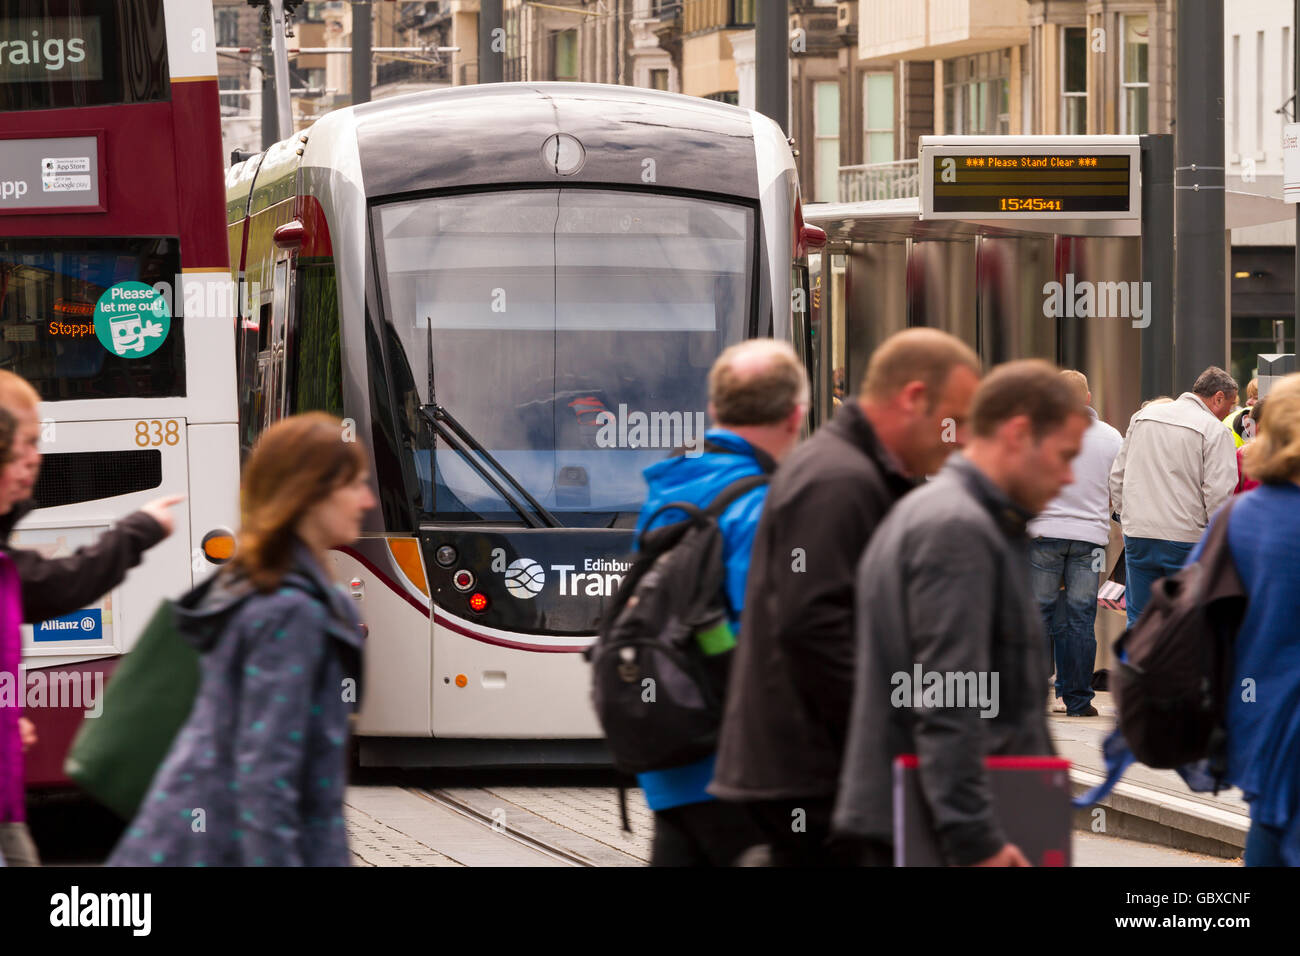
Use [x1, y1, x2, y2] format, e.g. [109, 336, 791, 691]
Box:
[347, 83, 770, 201]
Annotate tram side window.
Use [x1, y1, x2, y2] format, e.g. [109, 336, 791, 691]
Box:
[237, 300, 273, 457]
[0, 0, 170, 112]
[0, 237, 185, 401]
[236, 304, 263, 460]
[291, 261, 344, 418]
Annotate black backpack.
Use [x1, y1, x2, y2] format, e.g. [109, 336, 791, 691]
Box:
[1112, 500, 1247, 783]
[588, 473, 768, 781]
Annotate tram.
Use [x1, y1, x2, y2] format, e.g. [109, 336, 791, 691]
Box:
[226, 83, 821, 766]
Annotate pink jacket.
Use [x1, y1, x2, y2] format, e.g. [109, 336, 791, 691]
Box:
[0, 552, 24, 823]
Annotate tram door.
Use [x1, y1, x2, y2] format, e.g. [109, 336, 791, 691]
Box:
[261, 257, 294, 430]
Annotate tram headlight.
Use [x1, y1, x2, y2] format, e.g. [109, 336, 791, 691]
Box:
[435, 545, 458, 567]
[453, 569, 475, 592]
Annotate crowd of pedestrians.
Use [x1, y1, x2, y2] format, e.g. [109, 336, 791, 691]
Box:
[0, 329, 1296, 868]
[628, 333, 1298, 868]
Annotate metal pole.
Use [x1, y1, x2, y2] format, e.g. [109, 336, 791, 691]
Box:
[352, 0, 372, 104]
[260, 28, 276, 149]
[1173, 0, 1227, 389]
[479, 0, 503, 83]
[756, 0, 789, 134]
[268, 0, 293, 139]
[1141, 134, 1175, 401]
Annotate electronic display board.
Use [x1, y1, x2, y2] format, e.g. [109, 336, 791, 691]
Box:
[920, 136, 1141, 220]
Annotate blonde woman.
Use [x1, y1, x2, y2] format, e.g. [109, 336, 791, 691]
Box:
[109, 414, 375, 867]
[1187, 373, 1300, 866]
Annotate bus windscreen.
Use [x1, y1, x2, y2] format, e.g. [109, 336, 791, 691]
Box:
[376, 188, 754, 526]
[0, 237, 185, 401]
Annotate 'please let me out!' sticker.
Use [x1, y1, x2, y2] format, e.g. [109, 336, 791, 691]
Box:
[93, 281, 170, 359]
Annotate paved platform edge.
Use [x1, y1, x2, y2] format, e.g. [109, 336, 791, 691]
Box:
[1069, 768, 1247, 859]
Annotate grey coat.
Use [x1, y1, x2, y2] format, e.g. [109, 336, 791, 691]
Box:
[831, 455, 1053, 865]
[108, 544, 363, 867]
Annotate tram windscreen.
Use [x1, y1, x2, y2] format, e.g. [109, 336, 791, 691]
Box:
[376, 188, 754, 526]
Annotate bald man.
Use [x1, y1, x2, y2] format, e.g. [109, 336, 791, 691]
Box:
[632, 339, 808, 866]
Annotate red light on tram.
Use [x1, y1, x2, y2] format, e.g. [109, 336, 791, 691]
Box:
[468, 593, 489, 613]
[273, 219, 307, 250]
[801, 223, 828, 251]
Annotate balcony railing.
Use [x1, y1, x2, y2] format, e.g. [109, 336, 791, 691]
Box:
[837, 159, 919, 203]
[375, 59, 447, 87]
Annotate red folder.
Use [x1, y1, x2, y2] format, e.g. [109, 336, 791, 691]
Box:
[892, 755, 1072, 867]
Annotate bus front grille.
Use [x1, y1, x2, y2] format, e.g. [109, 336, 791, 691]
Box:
[33, 450, 163, 510]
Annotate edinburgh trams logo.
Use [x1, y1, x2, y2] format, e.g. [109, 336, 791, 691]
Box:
[503, 557, 546, 599]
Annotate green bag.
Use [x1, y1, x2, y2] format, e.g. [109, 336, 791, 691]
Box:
[64, 600, 201, 820]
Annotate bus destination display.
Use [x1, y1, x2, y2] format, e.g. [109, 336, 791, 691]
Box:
[920, 141, 1139, 220]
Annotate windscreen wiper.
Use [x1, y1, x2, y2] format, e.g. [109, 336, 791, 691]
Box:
[422, 314, 559, 529]
[419, 403, 560, 529]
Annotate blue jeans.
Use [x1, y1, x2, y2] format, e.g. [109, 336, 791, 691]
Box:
[1123, 536, 1196, 628]
[1028, 537, 1100, 715]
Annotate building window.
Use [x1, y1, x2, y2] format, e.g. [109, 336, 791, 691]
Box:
[1061, 26, 1087, 134]
[1120, 14, 1149, 134]
[1231, 34, 1240, 156]
[505, 7, 522, 81]
[943, 51, 1010, 135]
[216, 8, 240, 48]
[862, 72, 894, 164]
[704, 90, 739, 105]
[1256, 31, 1265, 157]
[218, 73, 243, 114]
[553, 30, 577, 82]
[730, 0, 755, 27]
[1283, 28, 1291, 118]
[814, 80, 840, 203]
[299, 67, 326, 93]
[649, 69, 669, 91]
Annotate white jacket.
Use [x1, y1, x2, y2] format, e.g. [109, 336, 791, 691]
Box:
[1028, 407, 1123, 546]
[1108, 392, 1238, 543]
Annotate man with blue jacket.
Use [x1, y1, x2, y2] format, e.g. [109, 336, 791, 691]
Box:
[634, 339, 808, 866]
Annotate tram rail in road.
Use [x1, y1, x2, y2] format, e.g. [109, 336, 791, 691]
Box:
[409, 788, 593, 867]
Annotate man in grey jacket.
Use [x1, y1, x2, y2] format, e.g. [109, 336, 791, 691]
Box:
[833, 360, 1088, 866]
[1108, 366, 1238, 626]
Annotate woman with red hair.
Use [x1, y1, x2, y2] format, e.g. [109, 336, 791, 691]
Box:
[109, 413, 375, 867]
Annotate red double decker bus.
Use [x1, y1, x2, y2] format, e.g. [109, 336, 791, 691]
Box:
[0, 0, 236, 785]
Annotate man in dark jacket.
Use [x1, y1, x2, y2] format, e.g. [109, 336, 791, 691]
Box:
[634, 339, 807, 866]
[710, 328, 981, 865]
[832, 360, 1088, 866]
